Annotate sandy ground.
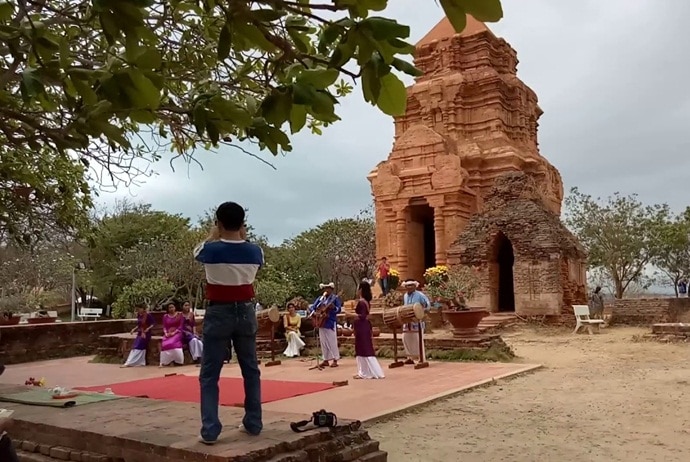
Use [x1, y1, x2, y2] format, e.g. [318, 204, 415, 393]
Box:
[370, 326, 690, 462]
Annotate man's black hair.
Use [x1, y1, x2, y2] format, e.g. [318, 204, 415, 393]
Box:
[216, 201, 245, 231]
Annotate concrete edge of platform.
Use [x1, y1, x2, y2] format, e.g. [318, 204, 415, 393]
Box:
[361, 363, 543, 425]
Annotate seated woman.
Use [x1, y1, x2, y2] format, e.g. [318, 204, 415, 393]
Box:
[160, 301, 185, 367]
[121, 303, 154, 368]
[181, 301, 203, 363]
[282, 303, 305, 358]
[353, 280, 385, 379]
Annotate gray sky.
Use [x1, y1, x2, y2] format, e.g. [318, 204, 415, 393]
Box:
[100, 0, 690, 244]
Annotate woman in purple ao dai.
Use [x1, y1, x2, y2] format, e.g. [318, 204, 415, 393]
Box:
[181, 301, 203, 362]
[160, 302, 185, 367]
[353, 280, 385, 379]
[121, 303, 155, 367]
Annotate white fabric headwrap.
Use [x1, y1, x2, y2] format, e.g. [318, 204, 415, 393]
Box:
[319, 282, 335, 289]
[402, 280, 419, 288]
[361, 278, 374, 285]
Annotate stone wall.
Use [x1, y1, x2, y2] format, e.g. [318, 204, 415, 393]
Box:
[0, 320, 135, 365]
[608, 298, 690, 325]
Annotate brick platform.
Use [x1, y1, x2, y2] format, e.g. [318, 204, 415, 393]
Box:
[1, 384, 386, 462]
[644, 323, 690, 342]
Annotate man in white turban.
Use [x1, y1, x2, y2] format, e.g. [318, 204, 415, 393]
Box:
[401, 279, 430, 364]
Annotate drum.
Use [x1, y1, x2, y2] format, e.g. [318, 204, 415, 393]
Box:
[256, 307, 280, 326]
[382, 303, 424, 329]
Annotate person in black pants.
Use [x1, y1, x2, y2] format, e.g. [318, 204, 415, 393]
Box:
[0, 363, 19, 462]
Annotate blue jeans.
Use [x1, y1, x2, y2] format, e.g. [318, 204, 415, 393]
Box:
[379, 277, 389, 296]
[199, 302, 262, 440]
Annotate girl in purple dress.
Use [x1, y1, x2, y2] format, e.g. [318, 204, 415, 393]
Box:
[181, 301, 203, 362]
[160, 302, 185, 367]
[121, 303, 155, 367]
[353, 280, 385, 379]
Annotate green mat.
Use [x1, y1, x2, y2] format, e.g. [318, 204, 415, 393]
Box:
[0, 388, 123, 408]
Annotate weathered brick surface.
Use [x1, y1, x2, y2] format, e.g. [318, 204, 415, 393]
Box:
[7, 392, 386, 462]
[608, 298, 690, 326]
[369, 16, 570, 290]
[447, 173, 588, 317]
[0, 320, 135, 365]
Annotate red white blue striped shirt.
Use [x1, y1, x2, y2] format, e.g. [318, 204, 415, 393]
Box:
[194, 239, 264, 302]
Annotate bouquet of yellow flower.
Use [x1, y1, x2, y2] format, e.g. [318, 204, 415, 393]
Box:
[423, 265, 479, 310]
[376, 267, 400, 290]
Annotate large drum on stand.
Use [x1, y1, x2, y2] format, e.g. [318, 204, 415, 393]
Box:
[382, 303, 424, 329]
[255, 307, 281, 367]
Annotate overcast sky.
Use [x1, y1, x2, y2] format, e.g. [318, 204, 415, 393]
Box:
[99, 0, 690, 244]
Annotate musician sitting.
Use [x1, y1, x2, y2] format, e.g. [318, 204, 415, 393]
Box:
[309, 282, 342, 368]
[283, 303, 305, 357]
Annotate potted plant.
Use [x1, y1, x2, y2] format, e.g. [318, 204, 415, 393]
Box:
[423, 265, 488, 337]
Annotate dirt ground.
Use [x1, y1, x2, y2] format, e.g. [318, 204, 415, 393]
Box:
[370, 326, 690, 462]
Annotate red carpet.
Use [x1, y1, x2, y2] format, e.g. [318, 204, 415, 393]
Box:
[76, 375, 335, 406]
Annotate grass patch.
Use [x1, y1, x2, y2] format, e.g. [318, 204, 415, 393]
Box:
[89, 355, 122, 364]
[304, 339, 515, 363]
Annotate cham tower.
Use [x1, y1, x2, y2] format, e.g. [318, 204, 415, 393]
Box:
[368, 16, 587, 316]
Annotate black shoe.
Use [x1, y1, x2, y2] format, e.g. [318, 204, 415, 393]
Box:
[0, 363, 5, 376]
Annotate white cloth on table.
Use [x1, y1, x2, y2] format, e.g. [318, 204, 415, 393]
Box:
[188, 337, 203, 361]
[160, 348, 184, 366]
[123, 349, 146, 367]
[356, 356, 385, 379]
[318, 327, 340, 361]
[283, 331, 305, 357]
[402, 331, 423, 359]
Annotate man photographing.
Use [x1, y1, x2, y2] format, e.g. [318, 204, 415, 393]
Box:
[194, 202, 264, 445]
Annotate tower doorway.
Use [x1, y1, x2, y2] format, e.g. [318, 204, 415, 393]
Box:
[493, 232, 515, 312]
[407, 203, 436, 282]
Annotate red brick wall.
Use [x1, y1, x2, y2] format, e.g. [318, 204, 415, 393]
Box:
[608, 297, 690, 325]
[0, 320, 135, 365]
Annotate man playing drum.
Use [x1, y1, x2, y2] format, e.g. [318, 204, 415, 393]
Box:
[401, 280, 430, 365]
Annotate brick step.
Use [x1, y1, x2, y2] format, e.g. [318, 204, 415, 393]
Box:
[355, 451, 389, 462]
[17, 440, 111, 462]
[331, 440, 381, 461]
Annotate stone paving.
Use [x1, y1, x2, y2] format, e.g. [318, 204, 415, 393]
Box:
[0, 356, 541, 422]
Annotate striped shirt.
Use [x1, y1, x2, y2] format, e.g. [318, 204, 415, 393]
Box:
[193, 239, 264, 302]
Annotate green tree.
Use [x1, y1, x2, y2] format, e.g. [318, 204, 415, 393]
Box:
[0, 0, 502, 244]
[651, 209, 690, 296]
[87, 200, 191, 301]
[564, 188, 668, 299]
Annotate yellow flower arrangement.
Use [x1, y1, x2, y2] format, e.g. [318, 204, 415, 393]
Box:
[376, 267, 400, 290]
[424, 265, 449, 281]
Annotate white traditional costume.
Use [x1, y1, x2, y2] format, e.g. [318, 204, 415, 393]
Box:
[309, 283, 342, 366]
[402, 280, 430, 362]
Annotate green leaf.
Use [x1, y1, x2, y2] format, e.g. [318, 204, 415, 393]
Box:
[462, 0, 503, 22]
[130, 110, 156, 124]
[439, 0, 467, 33]
[0, 1, 14, 21]
[70, 78, 98, 106]
[19, 68, 44, 102]
[206, 120, 220, 145]
[59, 37, 71, 68]
[208, 97, 253, 128]
[123, 68, 161, 109]
[218, 23, 232, 61]
[361, 64, 381, 103]
[289, 104, 307, 134]
[391, 58, 423, 77]
[288, 28, 310, 53]
[261, 89, 293, 126]
[376, 73, 407, 116]
[192, 103, 207, 137]
[363, 17, 410, 40]
[296, 68, 339, 90]
[135, 49, 162, 70]
[234, 22, 277, 53]
[251, 9, 287, 22]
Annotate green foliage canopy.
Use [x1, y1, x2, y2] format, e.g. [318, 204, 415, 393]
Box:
[0, 0, 502, 245]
